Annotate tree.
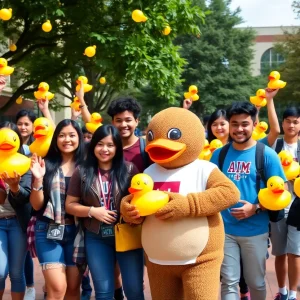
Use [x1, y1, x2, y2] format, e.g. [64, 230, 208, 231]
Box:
[174, 0, 259, 118]
[0, 0, 205, 114]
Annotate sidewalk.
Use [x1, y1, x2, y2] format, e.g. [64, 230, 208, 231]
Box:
[4, 251, 280, 299]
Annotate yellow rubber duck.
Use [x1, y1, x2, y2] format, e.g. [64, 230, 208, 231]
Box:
[199, 139, 211, 160]
[258, 176, 291, 210]
[29, 117, 54, 157]
[70, 97, 81, 111]
[85, 113, 103, 134]
[278, 150, 300, 181]
[0, 128, 30, 177]
[75, 76, 93, 93]
[34, 82, 54, 100]
[252, 121, 268, 140]
[294, 177, 300, 198]
[268, 71, 286, 89]
[184, 85, 199, 101]
[0, 8, 12, 21]
[250, 89, 267, 107]
[129, 173, 169, 216]
[0, 58, 14, 76]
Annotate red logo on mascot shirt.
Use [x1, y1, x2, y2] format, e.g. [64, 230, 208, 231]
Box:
[153, 182, 180, 193]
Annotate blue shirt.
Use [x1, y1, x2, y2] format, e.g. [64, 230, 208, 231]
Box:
[211, 143, 286, 237]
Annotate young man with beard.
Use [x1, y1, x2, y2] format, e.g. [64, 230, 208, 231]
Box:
[270, 107, 300, 300]
[211, 101, 286, 300]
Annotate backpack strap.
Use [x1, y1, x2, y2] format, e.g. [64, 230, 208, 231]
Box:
[218, 143, 231, 171]
[297, 140, 300, 163]
[275, 138, 284, 154]
[139, 137, 150, 169]
[255, 142, 266, 194]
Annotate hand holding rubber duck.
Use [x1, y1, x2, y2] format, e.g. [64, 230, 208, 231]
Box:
[34, 82, 54, 101]
[268, 71, 286, 89]
[184, 85, 199, 101]
[75, 76, 93, 93]
[0, 58, 14, 76]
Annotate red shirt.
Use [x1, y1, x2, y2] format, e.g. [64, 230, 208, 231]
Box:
[123, 139, 147, 173]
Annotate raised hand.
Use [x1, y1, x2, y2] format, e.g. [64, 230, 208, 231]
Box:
[75, 80, 85, 102]
[0, 171, 21, 193]
[30, 153, 46, 180]
[0, 75, 6, 93]
[265, 88, 279, 101]
[71, 107, 82, 120]
[37, 98, 49, 112]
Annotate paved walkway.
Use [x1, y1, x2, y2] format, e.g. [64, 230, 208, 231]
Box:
[2, 250, 291, 299]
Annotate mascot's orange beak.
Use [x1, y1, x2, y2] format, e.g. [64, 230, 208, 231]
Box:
[145, 138, 186, 163]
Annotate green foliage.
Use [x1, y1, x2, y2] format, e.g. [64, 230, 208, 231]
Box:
[0, 0, 204, 113]
[175, 0, 259, 118]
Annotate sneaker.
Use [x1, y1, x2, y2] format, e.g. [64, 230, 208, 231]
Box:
[274, 293, 288, 300]
[24, 287, 36, 300]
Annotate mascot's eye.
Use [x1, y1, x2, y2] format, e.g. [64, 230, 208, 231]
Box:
[167, 128, 181, 140]
[147, 130, 154, 142]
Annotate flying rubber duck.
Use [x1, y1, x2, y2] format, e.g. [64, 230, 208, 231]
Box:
[34, 82, 54, 100]
[0, 58, 14, 76]
[75, 76, 93, 93]
[132, 10, 147, 22]
[184, 85, 199, 101]
[85, 113, 103, 134]
[252, 121, 268, 140]
[250, 89, 267, 107]
[70, 97, 81, 111]
[278, 150, 300, 181]
[258, 176, 291, 210]
[0, 8, 12, 21]
[129, 173, 169, 216]
[29, 117, 54, 157]
[268, 71, 286, 89]
[199, 139, 211, 160]
[0, 128, 30, 177]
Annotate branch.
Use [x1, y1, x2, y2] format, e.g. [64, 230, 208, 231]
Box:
[57, 90, 73, 101]
[9, 43, 57, 65]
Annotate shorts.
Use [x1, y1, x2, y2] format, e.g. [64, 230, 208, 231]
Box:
[35, 220, 77, 267]
[270, 217, 300, 256]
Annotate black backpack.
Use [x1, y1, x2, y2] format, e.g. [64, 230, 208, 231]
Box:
[218, 142, 284, 222]
[139, 137, 151, 170]
[275, 138, 300, 162]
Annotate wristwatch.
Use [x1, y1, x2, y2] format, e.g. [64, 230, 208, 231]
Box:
[32, 185, 43, 192]
[255, 204, 262, 214]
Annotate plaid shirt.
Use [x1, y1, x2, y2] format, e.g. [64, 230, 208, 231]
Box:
[27, 216, 37, 258]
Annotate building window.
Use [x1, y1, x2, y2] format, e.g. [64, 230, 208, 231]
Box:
[260, 48, 285, 75]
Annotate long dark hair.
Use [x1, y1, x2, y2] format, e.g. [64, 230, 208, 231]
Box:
[207, 109, 229, 143]
[82, 124, 129, 210]
[43, 119, 84, 195]
[16, 109, 37, 145]
[0, 121, 25, 155]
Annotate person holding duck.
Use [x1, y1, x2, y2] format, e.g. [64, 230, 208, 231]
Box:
[65, 124, 144, 300]
[121, 107, 240, 300]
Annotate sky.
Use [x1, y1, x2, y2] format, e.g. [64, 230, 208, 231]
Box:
[230, 0, 300, 27]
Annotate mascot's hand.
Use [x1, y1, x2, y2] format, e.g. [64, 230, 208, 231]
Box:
[155, 192, 190, 221]
[120, 194, 145, 225]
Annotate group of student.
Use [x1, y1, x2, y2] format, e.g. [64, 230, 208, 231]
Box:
[0, 77, 299, 300]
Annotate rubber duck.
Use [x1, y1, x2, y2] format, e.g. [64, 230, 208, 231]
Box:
[162, 25, 171, 36]
[9, 44, 17, 52]
[85, 113, 103, 134]
[252, 121, 268, 141]
[70, 97, 81, 111]
[250, 89, 267, 107]
[42, 20, 52, 32]
[0, 8, 12, 21]
[268, 71, 286, 89]
[184, 85, 199, 101]
[0, 58, 14, 76]
[199, 139, 211, 160]
[84, 45, 96, 57]
[75, 76, 93, 93]
[132, 10, 147, 22]
[0, 128, 30, 177]
[278, 150, 300, 180]
[29, 117, 54, 157]
[99, 77, 106, 84]
[34, 82, 54, 100]
[294, 177, 300, 198]
[258, 176, 291, 210]
[129, 173, 169, 216]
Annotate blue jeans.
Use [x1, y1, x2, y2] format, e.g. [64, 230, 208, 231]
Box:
[25, 251, 34, 286]
[85, 230, 144, 300]
[35, 220, 76, 267]
[0, 217, 27, 293]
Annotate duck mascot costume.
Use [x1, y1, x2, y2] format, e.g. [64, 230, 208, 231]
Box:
[121, 107, 240, 300]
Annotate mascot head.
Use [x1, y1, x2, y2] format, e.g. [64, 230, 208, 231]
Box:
[145, 107, 205, 169]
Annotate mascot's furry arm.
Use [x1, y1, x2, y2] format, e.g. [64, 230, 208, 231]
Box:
[155, 168, 240, 221]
